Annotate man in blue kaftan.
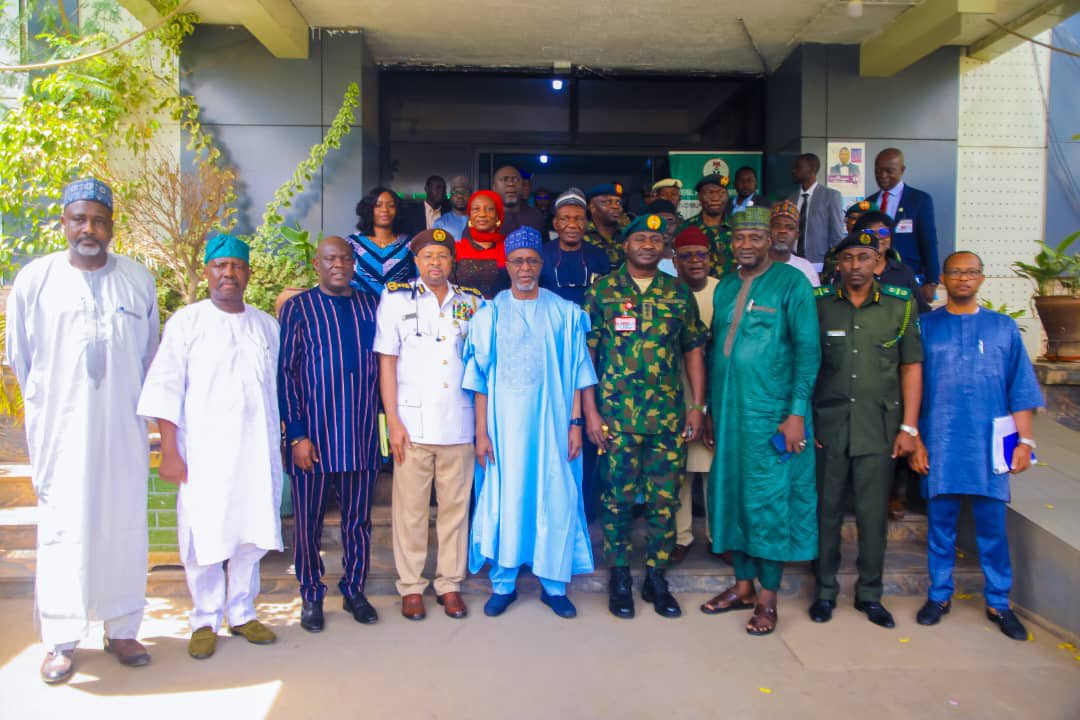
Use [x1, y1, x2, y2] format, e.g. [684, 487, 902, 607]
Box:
[910, 251, 1044, 641]
[463, 227, 598, 619]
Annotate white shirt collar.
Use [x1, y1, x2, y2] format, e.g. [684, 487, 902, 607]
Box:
[801, 181, 819, 197]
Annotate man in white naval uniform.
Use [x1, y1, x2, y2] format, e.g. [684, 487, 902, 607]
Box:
[5, 178, 158, 683]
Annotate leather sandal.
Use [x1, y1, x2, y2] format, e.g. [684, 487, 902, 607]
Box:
[746, 603, 778, 636]
[700, 586, 756, 615]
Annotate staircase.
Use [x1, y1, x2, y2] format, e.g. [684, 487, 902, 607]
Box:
[0, 465, 986, 601]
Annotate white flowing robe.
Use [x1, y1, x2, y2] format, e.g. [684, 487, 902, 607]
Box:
[4, 252, 158, 632]
[137, 300, 283, 566]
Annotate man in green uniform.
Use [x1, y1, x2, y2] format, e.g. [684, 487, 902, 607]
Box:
[700, 206, 820, 636]
[680, 174, 734, 278]
[584, 183, 626, 267]
[809, 229, 923, 628]
[583, 213, 708, 620]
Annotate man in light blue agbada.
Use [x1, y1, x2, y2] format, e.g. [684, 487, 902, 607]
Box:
[463, 226, 597, 619]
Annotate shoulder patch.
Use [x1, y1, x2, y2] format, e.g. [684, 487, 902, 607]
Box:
[457, 285, 483, 298]
[385, 281, 414, 293]
[813, 285, 836, 299]
[880, 284, 911, 300]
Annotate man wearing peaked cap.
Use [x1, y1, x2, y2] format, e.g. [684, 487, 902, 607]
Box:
[139, 232, 283, 659]
[585, 182, 627, 267]
[652, 178, 683, 208]
[683, 174, 735, 278]
[375, 227, 482, 622]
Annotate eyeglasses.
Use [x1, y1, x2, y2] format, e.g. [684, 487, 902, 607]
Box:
[675, 250, 709, 262]
[507, 257, 543, 268]
[862, 227, 891, 238]
[944, 268, 983, 279]
[449, 188, 470, 196]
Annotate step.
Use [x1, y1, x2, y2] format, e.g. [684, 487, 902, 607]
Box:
[0, 465, 35, 508]
[0, 505, 36, 549]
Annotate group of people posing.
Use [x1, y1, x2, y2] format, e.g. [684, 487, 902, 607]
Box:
[5, 147, 1043, 685]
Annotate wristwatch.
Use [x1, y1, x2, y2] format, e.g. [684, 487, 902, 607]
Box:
[688, 403, 708, 415]
[899, 424, 919, 438]
[1018, 437, 1037, 450]
[290, 437, 307, 447]
[569, 418, 585, 427]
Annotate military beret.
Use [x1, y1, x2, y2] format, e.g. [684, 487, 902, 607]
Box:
[694, 174, 730, 192]
[622, 213, 667, 239]
[644, 199, 678, 216]
[834, 229, 880, 254]
[586, 182, 624, 202]
[410, 227, 456, 256]
[845, 199, 877, 218]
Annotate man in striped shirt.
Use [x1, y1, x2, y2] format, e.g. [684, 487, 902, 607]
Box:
[278, 236, 382, 631]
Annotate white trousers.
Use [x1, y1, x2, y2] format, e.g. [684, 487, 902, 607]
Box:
[183, 543, 265, 632]
[45, 608, 144, 652]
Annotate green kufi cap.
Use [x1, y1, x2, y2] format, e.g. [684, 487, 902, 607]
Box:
[730, 206, 771, 231]
[204, 233, 250, 264]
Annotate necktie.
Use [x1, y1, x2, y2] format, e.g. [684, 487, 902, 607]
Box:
[797, 192, 809, 257]
[882, 191, 891, 217]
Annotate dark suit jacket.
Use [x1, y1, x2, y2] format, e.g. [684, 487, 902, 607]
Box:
[866, 184, 940, 284]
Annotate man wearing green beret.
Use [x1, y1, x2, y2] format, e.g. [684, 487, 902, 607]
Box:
[680, 174, 735, 279]
[584, 183, 627, 267]
[701, 206, 821, 637]
[139, 234, 283, 660]
[808, 229, 923, 629]
[583, 213, 708, 620]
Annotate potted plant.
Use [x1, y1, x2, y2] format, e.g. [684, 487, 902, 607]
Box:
[272, 223, 321, 315]
[1012, 231, 1080, 361]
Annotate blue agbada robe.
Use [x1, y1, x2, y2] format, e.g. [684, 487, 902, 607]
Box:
[462, 289, 597, 583]
[920, 308, 1044, 502]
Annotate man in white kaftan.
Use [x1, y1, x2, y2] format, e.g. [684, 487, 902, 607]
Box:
[4, 179, 157, 683]
[137, 234, 282, 660]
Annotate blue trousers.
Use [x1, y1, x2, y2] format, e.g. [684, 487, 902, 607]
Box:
[291, 468, 376, 602]
[927, 494, 1012, 610]
[488, 564, 567, 597]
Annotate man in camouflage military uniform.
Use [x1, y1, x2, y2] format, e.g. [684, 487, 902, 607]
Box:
[809, 229, 923, 629]
[583, 213, 708, 620]
[679, 174, 735, 278]
[584, 183, 626, 268]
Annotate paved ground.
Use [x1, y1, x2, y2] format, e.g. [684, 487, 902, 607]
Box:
[0, 593, 1077, 719]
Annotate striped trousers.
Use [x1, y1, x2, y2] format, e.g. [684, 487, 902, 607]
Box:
[290, 469, 377, 602]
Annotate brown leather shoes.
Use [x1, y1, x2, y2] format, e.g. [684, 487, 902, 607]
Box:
[670, 543, 692, 565]
[40, 649, 74, 684]
[437, 591, 468, 619]
[401, 593, 426, 621]
[103, 637, 151, 667]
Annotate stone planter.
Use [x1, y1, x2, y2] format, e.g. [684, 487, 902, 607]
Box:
[1034, 296, 1080, 362]
[275, 287, 307, 317]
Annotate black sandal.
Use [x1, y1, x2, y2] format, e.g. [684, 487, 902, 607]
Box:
[700, 587, 756, 615]
[746, 603, 778, 636]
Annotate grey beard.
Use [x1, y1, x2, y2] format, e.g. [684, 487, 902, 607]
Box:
[772, 242, 791, 254]
[76, 243, 103, 256]
[513, 279, 538, 292]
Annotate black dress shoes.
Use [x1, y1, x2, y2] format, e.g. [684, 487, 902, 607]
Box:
[808, 598, 835, 623]
[854, 600, 895, 628]
[343, 592, 378, 624]
[916, 599, 950, 626]
[642, 566, 681, 618]
[608, 566, 635, 619]
[986, 608, 1028, 641]
[301, 599, 325, 632]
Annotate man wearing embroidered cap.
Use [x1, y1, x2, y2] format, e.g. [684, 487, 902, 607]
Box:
[6, 178, 158, 683]
[584, 213, 708, 619]
[138, 234, 282, 659]
[540, 188, 612, 306]
[464, 226, 597, 619]
[375, 228, 482, 622]
[809, 229, 923, 629]
[701, 205, 820, 636]
[770, 200, 820, 287]
[681, 174, 735, 278]
[585, 182, 627, 267]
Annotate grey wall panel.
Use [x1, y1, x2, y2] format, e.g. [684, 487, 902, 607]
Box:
[182, 26, 322, 127]
[1046, 16, 1080, 247]
[320, 128, 367, 237]
[387, 142, 477, 196]
[800, 44, 829, 140]
[322, 31, 366, 127]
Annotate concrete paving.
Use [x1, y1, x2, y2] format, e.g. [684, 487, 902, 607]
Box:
[1, 593, 1077, 720]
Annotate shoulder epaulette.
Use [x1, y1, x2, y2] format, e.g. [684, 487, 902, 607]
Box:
[457, 285, 483, 298]
[813, 285, 836, 299]
[385, 281, 414, 293]
[880, 284, 911, 300]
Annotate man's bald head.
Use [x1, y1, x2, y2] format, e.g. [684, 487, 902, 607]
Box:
[315, 235, 354, 295]
[874, 147, 906, 192]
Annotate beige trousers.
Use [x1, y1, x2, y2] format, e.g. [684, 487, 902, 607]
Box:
[392, 442, 474, 596]
[675, 472, 712, 547]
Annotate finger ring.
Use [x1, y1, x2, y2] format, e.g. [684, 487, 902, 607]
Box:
[798, 441, 807, 448]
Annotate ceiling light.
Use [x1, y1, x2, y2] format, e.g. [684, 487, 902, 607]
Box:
[551, 79, 564, 91]
[539, 154, 550, 164]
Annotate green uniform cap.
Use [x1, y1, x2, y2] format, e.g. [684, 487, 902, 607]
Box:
[622, 213, 667, 238]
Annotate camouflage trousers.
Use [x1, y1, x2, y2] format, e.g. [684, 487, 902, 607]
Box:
[599, 431, 685, 568]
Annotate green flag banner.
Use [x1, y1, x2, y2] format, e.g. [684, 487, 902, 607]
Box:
[668, 150, 764, 219]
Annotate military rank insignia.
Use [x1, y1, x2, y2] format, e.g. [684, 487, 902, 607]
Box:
[452, 300, 476, 321]
[433, 228, 447, 241]
[646, 214, 662, 231]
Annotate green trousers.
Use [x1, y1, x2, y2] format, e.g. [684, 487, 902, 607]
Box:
[816, 446, 894, 603]
[731, 551, 784, 591]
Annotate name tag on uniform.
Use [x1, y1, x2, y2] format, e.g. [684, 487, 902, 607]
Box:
[615, 315, 636, 333]
[827, 330, 847, 337]
[895, 219, 914, 233]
